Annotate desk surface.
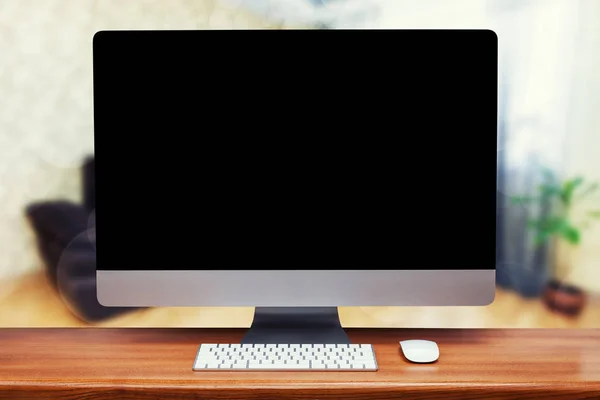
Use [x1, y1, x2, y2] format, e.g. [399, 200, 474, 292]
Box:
[0, 328, 599, 399]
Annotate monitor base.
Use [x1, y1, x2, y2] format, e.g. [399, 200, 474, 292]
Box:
[240, 307, 351, 344]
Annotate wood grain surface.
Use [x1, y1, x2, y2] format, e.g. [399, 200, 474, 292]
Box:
[0, 328, 599, 399]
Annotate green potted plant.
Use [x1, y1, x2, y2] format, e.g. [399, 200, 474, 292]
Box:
[512, 169, 600, 316]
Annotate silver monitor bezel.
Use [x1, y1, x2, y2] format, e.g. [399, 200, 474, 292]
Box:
[97, 269, 495, 307]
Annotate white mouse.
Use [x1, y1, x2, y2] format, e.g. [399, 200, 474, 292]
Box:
[399, 340, 439, 363]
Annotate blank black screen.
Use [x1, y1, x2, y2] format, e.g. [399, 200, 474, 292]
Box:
[93, 30, 497, 271]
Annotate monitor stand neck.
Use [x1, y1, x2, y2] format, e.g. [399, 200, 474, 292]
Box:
[241, 307, 351, 344]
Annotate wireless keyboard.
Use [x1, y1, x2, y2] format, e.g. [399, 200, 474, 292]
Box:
[193, 343, 378, 371]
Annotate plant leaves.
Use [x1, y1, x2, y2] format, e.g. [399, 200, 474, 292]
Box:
[511, 196, 536, 205]
[538, 183, 562, 201]
[535, 231, 550, 246]
[527, 217, 562, 242]
[577, 182, 598, 200]
[527, 217, 581, 245]
[543, 218, 580, 245]
[561, 177, 584, 205]
[559, 223, 580, 245]
[541, 167, 555, 183]
[588, 210, 600, 218]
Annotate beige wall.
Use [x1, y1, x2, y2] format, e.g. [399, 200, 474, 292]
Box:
[561, 0, 600, 292]
[0, 0, 281, 280]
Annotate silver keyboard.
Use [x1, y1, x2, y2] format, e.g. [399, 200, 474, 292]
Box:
[193, 343, 378, 371]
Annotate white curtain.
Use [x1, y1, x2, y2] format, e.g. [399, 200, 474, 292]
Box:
[490, 0, 579, 295]
[494, 0, 578, 181]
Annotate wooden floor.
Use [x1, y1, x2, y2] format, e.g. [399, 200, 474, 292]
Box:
[0, 271, 599, 328]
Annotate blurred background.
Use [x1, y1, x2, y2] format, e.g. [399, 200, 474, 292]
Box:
[0, 0, 599, 328]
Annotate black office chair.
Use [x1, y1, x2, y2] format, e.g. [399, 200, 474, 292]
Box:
[26, 156, 138, 322]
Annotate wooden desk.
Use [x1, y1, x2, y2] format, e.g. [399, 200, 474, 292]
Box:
[0, 328, 598, 399]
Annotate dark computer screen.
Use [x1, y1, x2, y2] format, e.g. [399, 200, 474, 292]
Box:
[93, 30, 497, 271]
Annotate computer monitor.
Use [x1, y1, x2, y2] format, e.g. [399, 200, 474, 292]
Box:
[93, 30, 497, 344]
